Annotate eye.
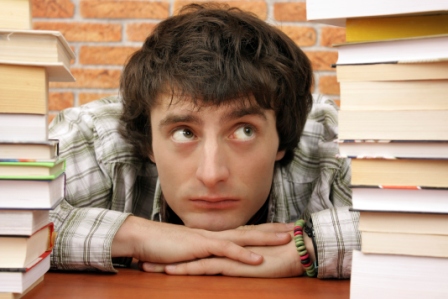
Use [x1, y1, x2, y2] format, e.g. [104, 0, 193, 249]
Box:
[172, 128, 196, 143]
[231, 126, 255, 141]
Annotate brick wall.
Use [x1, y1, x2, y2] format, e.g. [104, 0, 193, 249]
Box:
[31, 0, 345, 121]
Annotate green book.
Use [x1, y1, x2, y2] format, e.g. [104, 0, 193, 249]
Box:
[0, 159, 65, 180]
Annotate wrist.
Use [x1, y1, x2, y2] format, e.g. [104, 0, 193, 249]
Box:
[111, 215, 139, 258]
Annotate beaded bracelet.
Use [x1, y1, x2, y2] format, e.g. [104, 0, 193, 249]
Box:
[293, 219, 317, 277]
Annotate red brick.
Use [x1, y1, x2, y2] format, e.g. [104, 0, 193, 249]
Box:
[320, 26, 346, 47]
[278, 26, 316, 47]
[319, 75, 340, 95]
[126, 22, 158, 42]
[80, 0, 169, 19]
[80, 46, 140, 65]
[33, 22, 122, 42]
[79, 93, 117, 105]
[273, 2, 306, 22]
[174, 1, 267, 19]
[49, 92, 74, 110]
[31, 0, 75, 18]
[305, 51, 338, 71]
[50, 68, 121, 89]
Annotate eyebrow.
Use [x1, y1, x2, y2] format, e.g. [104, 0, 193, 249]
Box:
[158, 105, 268, 129]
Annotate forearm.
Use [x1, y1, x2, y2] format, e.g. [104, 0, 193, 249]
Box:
[51, 202, 131, 272]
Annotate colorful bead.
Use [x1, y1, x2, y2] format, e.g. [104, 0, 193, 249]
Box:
[293, 219, 317, 278]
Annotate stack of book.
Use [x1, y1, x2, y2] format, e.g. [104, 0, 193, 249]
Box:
[307, 1, 448, 298]
[0, 0, 74, 298]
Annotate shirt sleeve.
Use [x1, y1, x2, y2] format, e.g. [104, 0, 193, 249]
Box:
[48, 99, 134, 272]
[307, 95, 361, 279]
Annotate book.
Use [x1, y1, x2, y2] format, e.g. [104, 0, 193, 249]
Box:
[334, 34, 448, 65]
[0, 223, 54, 271]
[0, 254, 50, 293]
[339, 80, 448, 110]
[0, 64, 48, 114]
[0, 0, 31, 30]
[338, 140, 448, 159]
[0, 159, 65, 180]
[345, 14, 448, 42]
[0, 30, 75, 82]
[0, 276, 43, 299]
[306, 0, 448, 26]
[336, 61, 448, 82]
[351, 158, 448, 188]
[0, 114, 48, 142]
[359, 211, 448, 235]
[338, 110, 448, 140]
[351, 186, 448, 213]
[350, 250, 448, 299]
[0, 209, 50, 236]
[361, 231, 448, 258]
[0, 173, 65, 209]
[0, 140, 59, 160]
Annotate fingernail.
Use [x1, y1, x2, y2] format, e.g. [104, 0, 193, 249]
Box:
[276, 232, 289, 238]
[165, 265, 177, 272]
[286, 222, 295, 229]
[251, 252, 262, 261]
[143, 263, 165, 272]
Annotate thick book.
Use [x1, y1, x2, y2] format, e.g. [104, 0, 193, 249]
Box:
[346, 14, 448, 42]
[339, 110, 448, 140]
[0, 254, 50, 293]
[351, 186, 448, 213]
[361, 231, 448, 258]
[351, 158, 448, 188]
[336, 61, 448, 82]
[0, 140, 59, 160]
[0, 158, 65, 180]
[339, 80, 448, 111]
[0, 223, 54, 271]
[0, 173, 65, 209]
[0, 114, 48, 142]
[0, 276, 43, 299]
[358, 211, 448, 235]
[334, 34, 448, 65]
[306, 0, 448, 26]
[0, 29, 75, 82]
[0, 0, 31, 30]
[350, 250, 448, 299]
[0, 209, 50, 236]
[0, 64, 48, 114]
[338, 140, 448, 159]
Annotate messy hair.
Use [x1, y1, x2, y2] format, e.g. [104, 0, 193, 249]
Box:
[120, 3, 313, 165]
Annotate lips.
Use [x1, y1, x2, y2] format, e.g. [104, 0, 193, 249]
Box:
[190, 197, 239, 209]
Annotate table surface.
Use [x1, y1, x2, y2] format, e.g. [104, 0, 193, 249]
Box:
[23, 264, 350, 299]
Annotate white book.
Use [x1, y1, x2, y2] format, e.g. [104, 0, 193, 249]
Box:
[0, 255, 50, 293]
[306, 0, 448, 26]
[0, 114, 47, 142]
[0, 173, 65, 209]
[351, 250, 448, 299]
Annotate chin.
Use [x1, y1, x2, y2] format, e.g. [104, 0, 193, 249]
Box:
[183, 217, 245, 231]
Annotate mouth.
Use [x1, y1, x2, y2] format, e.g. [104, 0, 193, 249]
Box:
[190, 198, 239, 209]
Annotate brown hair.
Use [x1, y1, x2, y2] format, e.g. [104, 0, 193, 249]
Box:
[120, 3, 313, 165]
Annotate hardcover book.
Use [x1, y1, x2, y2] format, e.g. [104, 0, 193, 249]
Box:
[0, 158, 65, 180]
[0, 140, 59, 160]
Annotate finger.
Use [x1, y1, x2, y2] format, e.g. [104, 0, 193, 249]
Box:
[205, 239, 264, 265]
[202, 228, 292, 247]
[140, 262, 167, 273]
[238, 222, 294, 233]
[164, 258, 283, 278]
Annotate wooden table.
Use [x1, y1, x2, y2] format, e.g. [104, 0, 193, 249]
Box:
[23, 265, 350, 299]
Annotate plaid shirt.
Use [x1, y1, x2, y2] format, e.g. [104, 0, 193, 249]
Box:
[49, 95, 360, 278]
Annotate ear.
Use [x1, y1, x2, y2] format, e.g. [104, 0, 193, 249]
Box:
[275, 150, 286, 161]
[148, 149, 155, 163]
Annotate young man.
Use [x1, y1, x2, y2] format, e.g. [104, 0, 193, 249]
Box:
[49, 4, 359, 278]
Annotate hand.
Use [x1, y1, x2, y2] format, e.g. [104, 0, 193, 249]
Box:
[112, 216, 293, 266]
[140, 223, 307, 278]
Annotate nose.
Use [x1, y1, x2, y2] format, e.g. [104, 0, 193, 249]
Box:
[195, 138, 230, 187]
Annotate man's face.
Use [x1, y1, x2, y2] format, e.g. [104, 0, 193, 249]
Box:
[149, 94, 285, 231]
